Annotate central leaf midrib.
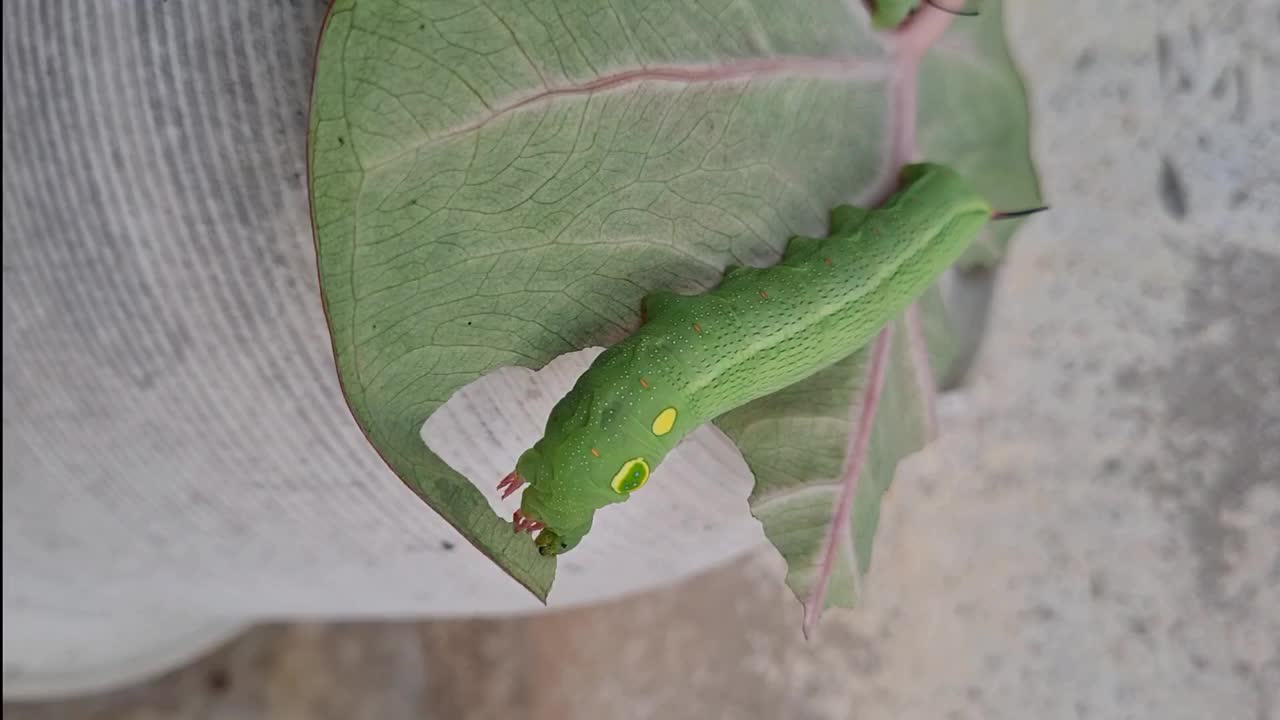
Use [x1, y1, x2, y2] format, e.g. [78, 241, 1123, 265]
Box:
[359, 55, 894, 173]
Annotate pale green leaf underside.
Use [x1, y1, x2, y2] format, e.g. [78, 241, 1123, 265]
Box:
[920, 0, 1043, 267]
[309, 0, 1037, 604]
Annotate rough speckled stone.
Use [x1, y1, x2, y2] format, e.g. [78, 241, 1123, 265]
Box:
[5, 0, 1278, 718]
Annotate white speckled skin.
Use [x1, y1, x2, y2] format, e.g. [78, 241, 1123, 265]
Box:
[515, 164, 990, 551]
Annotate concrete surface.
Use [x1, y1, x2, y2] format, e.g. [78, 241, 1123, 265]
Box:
[5, 0, 1278, 718]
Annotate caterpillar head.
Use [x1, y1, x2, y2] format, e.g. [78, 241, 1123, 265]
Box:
[508, 447, 592, 556]
[512, 440, 636, 555]
[523, 495, 593, 557]
[533, 527, 576, 556]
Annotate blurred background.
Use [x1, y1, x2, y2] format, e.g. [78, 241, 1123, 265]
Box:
[4, 0, 1277, 718]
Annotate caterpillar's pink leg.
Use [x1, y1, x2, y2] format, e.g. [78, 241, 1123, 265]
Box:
[496, 472, 525, 499]
[512, 509, 544, 534]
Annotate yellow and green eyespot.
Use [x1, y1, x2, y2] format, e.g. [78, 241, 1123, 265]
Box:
[610, 457, 650, 494]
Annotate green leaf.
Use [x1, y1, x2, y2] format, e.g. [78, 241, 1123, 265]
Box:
[918, 0, 1044, 268]
[308, 0, 1039, 608]
[718, 5, 1042, 631]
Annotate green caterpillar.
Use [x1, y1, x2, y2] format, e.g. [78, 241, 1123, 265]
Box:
[498, 163, 1038, 555]
[870, 0, 978, 28]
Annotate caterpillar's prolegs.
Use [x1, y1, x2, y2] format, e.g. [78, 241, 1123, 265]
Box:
[512, 508, 543, 534]
[497, 471, 525, 499]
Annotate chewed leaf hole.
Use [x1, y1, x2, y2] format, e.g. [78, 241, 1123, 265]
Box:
[421, 347, 764, 601]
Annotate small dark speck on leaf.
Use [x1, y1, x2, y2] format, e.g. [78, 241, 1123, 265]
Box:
[338, 136, 345, 146]
[1158, 156, 1188, 220]
[441, 540, 455, 551]
[420, 24, 426, 30]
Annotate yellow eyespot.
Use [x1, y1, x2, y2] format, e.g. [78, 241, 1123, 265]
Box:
[651, 407, 677, 436]
[610, 458, 650, 494]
